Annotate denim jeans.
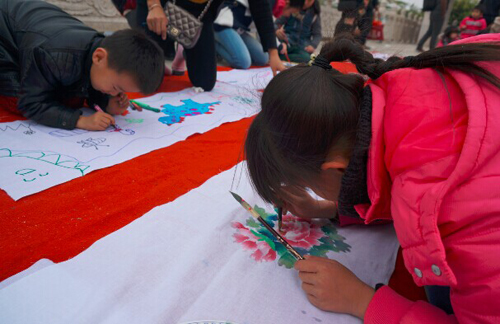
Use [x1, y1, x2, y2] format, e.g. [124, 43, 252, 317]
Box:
[214, 28, 269, 69]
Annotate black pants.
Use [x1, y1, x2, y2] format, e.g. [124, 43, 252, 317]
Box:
[357, 12, 374, 45]
[484, 14, 496, 26]
[417, 10, 444, 50]
[136, 0, 222, 91]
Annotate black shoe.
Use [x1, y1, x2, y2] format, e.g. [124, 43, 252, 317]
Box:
[416, 47, 424, 53]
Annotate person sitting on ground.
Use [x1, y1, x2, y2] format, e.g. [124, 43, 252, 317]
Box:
[0, 0, 164, 131]
[460, 5, 488, 39]
[213, 0, 273, 70]
[275, 0, 322, 63]
[437, 26, 460, 47]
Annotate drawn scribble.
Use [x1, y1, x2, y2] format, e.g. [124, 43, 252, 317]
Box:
[159, 99, 221, 126]
[0, 122, 36, 135]
[15, 168, 49, 182]
[49, 129, 89, 138]
[23, 128, 35, 135]
[0, 148, 90, 175]
[77, 138, 109, 150]
[124, 118, 144, 123]
[106, 125, 135, 135]
[233, 96, 257, 105]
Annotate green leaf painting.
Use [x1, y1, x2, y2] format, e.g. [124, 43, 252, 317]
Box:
[232, 205, 351, 268]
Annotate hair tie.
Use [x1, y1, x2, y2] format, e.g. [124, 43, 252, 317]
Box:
[308, 54, 332, 70]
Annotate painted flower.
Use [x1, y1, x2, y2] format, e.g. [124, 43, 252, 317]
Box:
[232, 222, 277, 262]
[232, 204, 351, 268]
[281, 214, 324, 249]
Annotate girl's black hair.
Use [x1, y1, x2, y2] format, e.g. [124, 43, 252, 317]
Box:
[245, 34, 500, 204]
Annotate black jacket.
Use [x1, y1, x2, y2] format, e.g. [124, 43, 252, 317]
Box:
[0, 0, 109, 129]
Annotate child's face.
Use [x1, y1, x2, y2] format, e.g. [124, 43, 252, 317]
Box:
[303, 0, 315, 9]
[283, 6, 301, 17]
[450, 32, 459, 40]
[307, 167, 344, 202]
[90, 48, 141, 96]
[471, 9, 482, 19]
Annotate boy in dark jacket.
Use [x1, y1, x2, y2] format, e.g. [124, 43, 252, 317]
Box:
[275, 0, 322, 63]
[0, 0, 164, 130]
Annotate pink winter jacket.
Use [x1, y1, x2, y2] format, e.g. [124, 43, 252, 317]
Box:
[361, 34, 500, 323]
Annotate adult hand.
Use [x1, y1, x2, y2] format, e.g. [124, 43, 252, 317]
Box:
[76, 112, 115, 131]
[278, 185, 337, 219]
[304, 45, 315, 54]
[295, 256, 375, 319]
[147, 2, 168, 40]
[107, 93, 130, 115]
[269, 49, 286, 76]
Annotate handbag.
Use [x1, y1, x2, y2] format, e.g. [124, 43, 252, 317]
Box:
[165, 0, 214, 49]
[422, 0, 437, 11]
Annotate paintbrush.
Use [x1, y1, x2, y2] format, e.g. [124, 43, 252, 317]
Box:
[230, 191, 304, 261]
[277, 206, 283, 232]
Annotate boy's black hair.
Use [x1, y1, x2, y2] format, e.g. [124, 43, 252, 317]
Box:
[245, 33, 500, 205]
[100, 29, 165, 94]
[473, 5, 485, 14]
[289, 0, 306, 9]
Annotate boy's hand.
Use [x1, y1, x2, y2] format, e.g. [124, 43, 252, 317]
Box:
[304, 45, 315, 53]
[147, 3, 169, 40]
[295, 256, 375, 319]
[107, 93, 129, 115]
[278, 186, 336, 219]
[76, 112, 115, 131]
[280, 43, 288, 55]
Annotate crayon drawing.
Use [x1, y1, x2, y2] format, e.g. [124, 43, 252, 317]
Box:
[0, 148, 90, 176]
[159, 99, 221, 126]
[232, 205, 351, 268]
[0, 76, 262, 200]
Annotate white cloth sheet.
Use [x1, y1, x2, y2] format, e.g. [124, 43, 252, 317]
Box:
[216, 68, 274, 90]
[0, 82, 260, 200]
[0, 163, 399, 324]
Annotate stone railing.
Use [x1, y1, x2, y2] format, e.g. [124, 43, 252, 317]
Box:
[46, 0, 422, 44]
[46, 0, 128, 31]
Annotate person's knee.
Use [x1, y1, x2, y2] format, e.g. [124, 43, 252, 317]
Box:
[252, 53, 269, 67]
[227, 52, 251, 69]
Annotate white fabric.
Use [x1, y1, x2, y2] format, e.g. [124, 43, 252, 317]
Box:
[0, 82, 260, 200]
[216, 67, 274, 90]
[0, 163, 399, 324]
[0, 259, 54, 290]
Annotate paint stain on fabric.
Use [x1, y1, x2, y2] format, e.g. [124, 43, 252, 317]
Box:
[124, 118, 144, 123]
[159, 99, 221, 125]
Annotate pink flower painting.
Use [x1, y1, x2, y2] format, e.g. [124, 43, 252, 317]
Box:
[232, 205, 351, 268]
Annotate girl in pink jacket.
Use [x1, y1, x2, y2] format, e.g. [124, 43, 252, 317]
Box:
[244, 33, 500, 322]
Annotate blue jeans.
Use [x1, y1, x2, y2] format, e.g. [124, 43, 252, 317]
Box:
[214, 28, 269, 69]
